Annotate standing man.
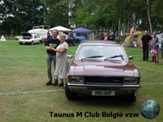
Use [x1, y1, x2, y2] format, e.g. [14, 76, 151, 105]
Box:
[150, 32, 159, 51]
[45, 29, 60, 86]
[160, 35, 163, 59]
[141, 30, 152, 61]
[108, 32, 115, 41]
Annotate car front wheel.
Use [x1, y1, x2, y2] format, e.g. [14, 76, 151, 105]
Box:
[31, 41, 34, 45]
[65, 83, 78, 100]
[38, 40, 42, 44]
[126, 93, 136, 103]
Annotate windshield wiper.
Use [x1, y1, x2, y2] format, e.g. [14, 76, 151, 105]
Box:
[104, 54, 124, 61]
[81, 55, 103, 60]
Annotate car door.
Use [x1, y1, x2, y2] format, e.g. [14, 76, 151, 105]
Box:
[34, 34, 40, 43]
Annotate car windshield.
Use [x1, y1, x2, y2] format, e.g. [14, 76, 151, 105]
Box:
[76, 45, 127, 61]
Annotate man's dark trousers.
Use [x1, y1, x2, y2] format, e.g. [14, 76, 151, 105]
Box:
[143, 45, 149, 61]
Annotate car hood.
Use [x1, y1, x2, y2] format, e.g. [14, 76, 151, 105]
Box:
[21, 32, 32, 37]
[69, 59, 138, 77]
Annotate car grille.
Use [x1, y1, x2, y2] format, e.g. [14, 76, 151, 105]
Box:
[84, 76, 124, 84]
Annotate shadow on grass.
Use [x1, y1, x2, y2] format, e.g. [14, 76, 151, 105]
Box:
[68, 95, 136, 107]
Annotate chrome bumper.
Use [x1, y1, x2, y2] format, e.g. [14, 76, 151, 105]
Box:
[67, 82, 140, 95]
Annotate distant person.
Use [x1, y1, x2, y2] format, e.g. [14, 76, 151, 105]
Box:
[130, 26, 136, 34]
[141, 30, 152, 61]
[150, 46, 157, 64]
[53, 33, 69, 88]
[108, 32, 115, 41]
[101, 33, 109, 40]
[150, 32, 159, 51]
[45, 29, 60, 86]
[47, 30, 51, 39]
[160, 35, 163, 58]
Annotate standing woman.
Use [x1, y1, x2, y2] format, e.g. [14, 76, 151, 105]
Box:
[53, 33, 69, 88]
[101, 32, 109, 40]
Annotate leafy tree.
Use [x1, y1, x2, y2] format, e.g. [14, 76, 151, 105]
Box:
[1, 0, 163, 35]
[151, 0, 163, 31]
[44, 0, 72, 28]
[1, 0, 45, 35]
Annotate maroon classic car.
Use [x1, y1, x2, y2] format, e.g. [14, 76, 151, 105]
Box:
[66, 41, 140, 102]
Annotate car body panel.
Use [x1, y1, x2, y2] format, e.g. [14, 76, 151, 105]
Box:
[68, 59, 138, 77]
[74, 36, 86, 42]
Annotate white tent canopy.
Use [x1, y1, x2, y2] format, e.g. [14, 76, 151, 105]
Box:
[49, 26, 71, 32]
[0, 35, 6, 41]
[28, 28, 48, 34]
[28, 28, 48, 39]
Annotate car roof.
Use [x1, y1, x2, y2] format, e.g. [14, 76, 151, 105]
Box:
[80, 40, 121, 46]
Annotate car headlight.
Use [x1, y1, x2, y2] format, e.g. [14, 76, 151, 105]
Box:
[68, 76, 84, 83]
[124, 77, 140, 84]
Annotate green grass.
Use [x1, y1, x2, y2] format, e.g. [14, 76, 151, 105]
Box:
[0, 40, 162, 122]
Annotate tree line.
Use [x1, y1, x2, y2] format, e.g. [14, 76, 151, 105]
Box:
[0, 0, 163, 36]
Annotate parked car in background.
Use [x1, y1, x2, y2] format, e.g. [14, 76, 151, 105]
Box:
[66, 37, 80, 46]
[74, 36, 86, 42]
[19, 32, 41, 45]
[66, 41, 140, 102]
[28, 25, 50, 42]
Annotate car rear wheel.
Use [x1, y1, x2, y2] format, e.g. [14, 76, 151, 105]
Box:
[65, 83, 78, 100]
[19, 42, 22, 45]
[38, 40, 42, 44]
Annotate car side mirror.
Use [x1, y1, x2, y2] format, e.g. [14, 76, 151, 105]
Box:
[129, 56, 133, 60]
